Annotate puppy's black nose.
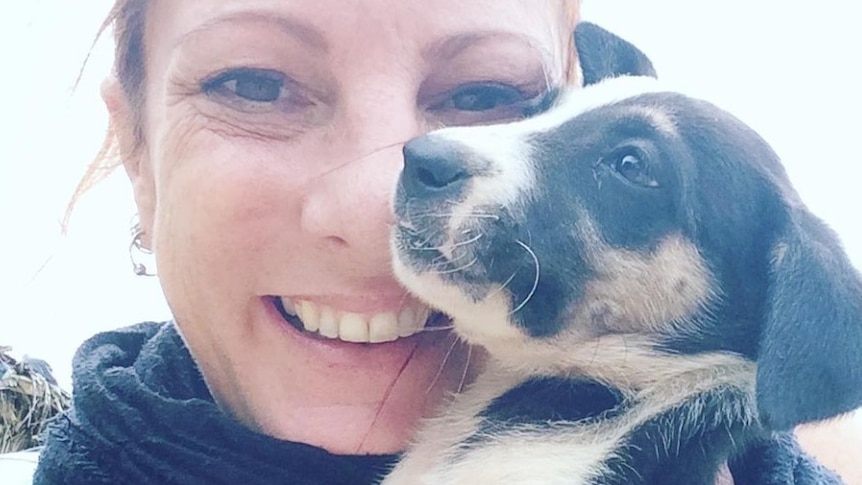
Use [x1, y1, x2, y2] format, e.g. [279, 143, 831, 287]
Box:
[402, 136, 470, 199]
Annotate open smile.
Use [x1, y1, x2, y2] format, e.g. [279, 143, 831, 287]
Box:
[272, 296, 450, 344]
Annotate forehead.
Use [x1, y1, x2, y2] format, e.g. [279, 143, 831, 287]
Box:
[146, 0, 567, 71]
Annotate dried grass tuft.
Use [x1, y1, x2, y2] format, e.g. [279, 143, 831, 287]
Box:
[1, 346, 71, 454]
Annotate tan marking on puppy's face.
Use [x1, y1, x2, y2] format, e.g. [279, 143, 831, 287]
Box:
[572, 217, 716, 336]
[450, 229, 719, 372]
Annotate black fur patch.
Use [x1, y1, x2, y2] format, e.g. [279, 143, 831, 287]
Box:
[481, 377, 625, 427]
[574, 23, 657, 85]
[604, 385, 757, 485]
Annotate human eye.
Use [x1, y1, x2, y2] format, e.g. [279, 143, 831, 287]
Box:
[445, 82, 525, 112]
[429, 81, 545, 126]
[201, 68, 310, 113]
[434, 82, 526, 113]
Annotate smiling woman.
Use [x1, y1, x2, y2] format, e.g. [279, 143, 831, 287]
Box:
[114, 1, 576, 458]
[25, 1, 579, 483]
[2, 0, 860, 484]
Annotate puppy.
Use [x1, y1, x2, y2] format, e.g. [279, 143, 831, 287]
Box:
[382, 24, 862, 485]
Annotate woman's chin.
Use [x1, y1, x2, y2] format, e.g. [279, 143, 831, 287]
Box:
[256, 400, 429, 455]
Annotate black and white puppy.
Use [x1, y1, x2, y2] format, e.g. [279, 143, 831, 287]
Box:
[382, 23, 862, 485]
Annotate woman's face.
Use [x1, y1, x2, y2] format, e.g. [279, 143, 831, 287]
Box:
[116, 0, 568, 454]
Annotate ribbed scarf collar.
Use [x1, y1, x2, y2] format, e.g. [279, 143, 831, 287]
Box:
[34, 321, 396, 485]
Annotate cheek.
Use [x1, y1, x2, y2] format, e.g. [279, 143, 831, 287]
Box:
[149, 125, 311, 301]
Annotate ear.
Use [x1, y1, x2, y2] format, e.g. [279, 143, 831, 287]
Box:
[102, 77, 156, 248]
[573, 22, 658, 86]
[757, 206, 862, 430]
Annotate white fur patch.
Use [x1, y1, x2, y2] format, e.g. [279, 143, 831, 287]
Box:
[431, 128, 536, 210]
[391, 253, 529, 346]
[423, 129, 536, 260]
[624, 104, 679, 137]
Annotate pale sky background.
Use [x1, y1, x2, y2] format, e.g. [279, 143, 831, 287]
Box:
[1, 1, 860, 392]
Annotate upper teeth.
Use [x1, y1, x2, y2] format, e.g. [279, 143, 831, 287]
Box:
[279, 297, 432, 343]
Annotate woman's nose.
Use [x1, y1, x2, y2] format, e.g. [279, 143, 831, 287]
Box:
[298, 94, 425, 265]
[299, 145, 402, 250]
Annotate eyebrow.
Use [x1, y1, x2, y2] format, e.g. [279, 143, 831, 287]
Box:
[176, 10, 329, 51]
[422, 30, 546, 62]
[421, 29, 561, 85]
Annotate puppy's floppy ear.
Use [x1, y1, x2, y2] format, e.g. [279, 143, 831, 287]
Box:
[574, 22, 658, 85]
[757, 205, 862, 430]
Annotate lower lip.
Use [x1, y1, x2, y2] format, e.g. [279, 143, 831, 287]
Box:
[261, 296, 433, 362]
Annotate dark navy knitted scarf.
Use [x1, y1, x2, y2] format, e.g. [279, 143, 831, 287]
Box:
[33, 322, 396, 485]
[33, 321, 843, 484]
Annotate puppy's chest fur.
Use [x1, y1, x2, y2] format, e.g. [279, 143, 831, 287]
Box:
[384, 338, 759, 485]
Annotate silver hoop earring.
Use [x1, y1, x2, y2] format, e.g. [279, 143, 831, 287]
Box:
[129, 217, 156, 277]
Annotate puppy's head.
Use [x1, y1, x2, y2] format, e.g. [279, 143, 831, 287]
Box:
[392, 76, 713, 348]
[391, 75, 862, 430]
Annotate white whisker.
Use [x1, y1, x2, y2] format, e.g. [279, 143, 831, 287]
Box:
[457, 345, 473, 395]
[432, 257, 478, 275]
[509, 239, 540, 315]
[449, 232, 483, 249]
[486, 268, 520, 300]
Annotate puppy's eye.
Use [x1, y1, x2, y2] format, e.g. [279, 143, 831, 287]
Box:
[613, 152, 659, 188]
